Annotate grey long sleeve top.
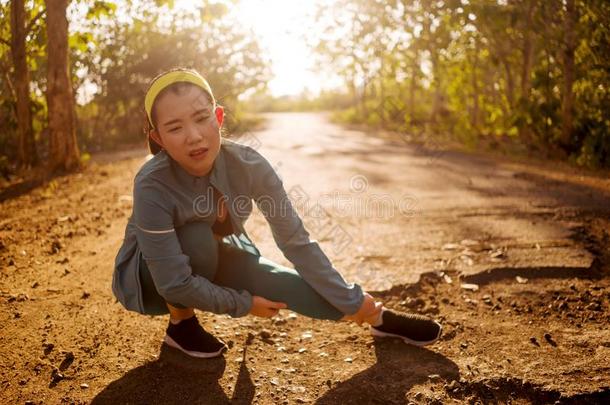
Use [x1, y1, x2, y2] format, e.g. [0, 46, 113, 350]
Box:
[112, 137, 365, 318]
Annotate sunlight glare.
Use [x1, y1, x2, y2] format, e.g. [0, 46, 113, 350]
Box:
[176, 0, 336, 97]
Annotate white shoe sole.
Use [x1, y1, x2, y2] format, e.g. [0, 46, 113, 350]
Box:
[369, 321, 443, 347]
[163, 334, 227, 358]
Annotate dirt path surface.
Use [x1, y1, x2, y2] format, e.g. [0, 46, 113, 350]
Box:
[1, 112, 609, 404]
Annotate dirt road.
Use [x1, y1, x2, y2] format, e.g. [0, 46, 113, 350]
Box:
[1, 112, 609, 404]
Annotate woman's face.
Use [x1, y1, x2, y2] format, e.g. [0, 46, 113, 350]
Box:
[150, 85, 223, 177]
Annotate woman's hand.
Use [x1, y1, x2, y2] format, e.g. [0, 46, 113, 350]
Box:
[249, 295, 288, 318]
[341, 293, 383, 325]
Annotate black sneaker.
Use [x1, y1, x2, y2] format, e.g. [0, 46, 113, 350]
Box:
[370, 310, 442, 346]
[163, 315, 227, 358]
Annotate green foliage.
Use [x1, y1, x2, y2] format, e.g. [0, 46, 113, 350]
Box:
[85, 1, 116, 19]
[312, 0, 610, 168]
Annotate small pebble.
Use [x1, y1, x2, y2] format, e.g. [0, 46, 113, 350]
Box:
[544, 333, 557, 347]
[585, 302, 602, 311]
[446, 380, 460, 391]
[51, 368, 64, 384]
[43, 342, 54, 355]
[460, 283, 479, 292]
[301, 331, 313, 339]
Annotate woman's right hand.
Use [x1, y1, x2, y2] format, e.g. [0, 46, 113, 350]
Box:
[249, 295, 288, 318]
[341, 292, 383, 325]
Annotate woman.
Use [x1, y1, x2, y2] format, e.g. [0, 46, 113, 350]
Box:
[112, 68, 442, 358]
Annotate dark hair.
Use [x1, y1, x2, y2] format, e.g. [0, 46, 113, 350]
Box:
[143, 68, 216, 155]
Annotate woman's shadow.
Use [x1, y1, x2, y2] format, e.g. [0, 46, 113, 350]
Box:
[92, 339, 255, 405]
[93, 337, 458, 404]
[315, 338, 460, 404]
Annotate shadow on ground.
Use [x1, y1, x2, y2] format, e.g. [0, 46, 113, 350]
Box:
[91, 342, 252, 405]
[315, 341, 459, 404]
[92, 338, 458, 404]
[461, 264, 603, 286]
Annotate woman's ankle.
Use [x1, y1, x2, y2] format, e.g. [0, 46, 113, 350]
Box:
[367, 308, 385, 326]
[166, 303, 195, 323]
[339, 306, 385, 326]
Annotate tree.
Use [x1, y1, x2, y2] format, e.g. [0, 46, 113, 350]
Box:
[312, 0, 609, 167]
[45, 0, 80, 173]
[10, 0, 40, 168]
[560, 0, 576, 150]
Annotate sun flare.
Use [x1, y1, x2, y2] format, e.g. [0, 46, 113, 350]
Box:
[176, 0, 334, 97]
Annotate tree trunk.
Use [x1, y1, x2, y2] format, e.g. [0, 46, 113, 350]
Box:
[408, 58, 417, 124]
[429, 51, 441, 124]
[45, 0, 80, 173]
[561, 0, 576, 149]
[518, 0, 537, 144]
[471, 38, 480, 130]
[520, 0, 536, 100]
[10, 0, 37, 168]
[501, 57, 515, 108]
[378, 55, 385, 126]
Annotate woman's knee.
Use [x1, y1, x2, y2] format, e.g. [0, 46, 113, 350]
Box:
[267, 267, 316, 296]
[175, 221, 218, 276]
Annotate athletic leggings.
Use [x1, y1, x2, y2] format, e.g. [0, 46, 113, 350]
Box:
[138, 220, 344, 320]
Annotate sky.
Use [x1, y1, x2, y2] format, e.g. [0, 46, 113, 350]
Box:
[176, 0, 338, 97]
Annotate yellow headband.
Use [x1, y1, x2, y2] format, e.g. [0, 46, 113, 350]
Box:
[144, 70, 215, 128]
